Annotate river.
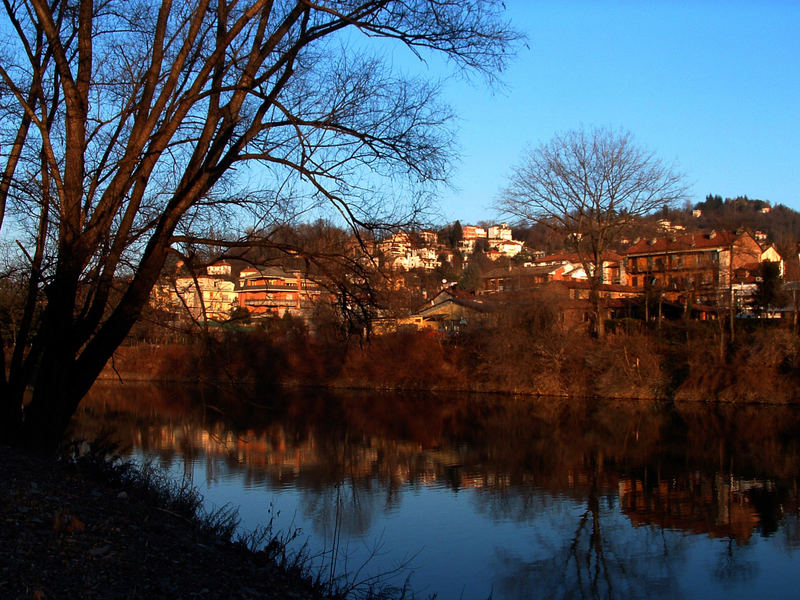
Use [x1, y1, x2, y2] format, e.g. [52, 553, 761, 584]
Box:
[73, 382, 800, 599]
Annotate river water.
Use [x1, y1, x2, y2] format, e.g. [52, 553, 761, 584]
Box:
[73, 382, 800, 599]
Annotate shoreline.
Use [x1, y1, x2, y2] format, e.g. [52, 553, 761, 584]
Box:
[102, 330, 800, 405]
[95, 370, 800, 405]
[0, 443, 339, 600]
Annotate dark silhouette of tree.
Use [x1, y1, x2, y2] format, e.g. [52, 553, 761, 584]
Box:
[0, 0, 520, 453]
[751, 260, 785, 317]
[457, 261, 482, 292]
[438, 219, 463, 249]
[499, 127, 686, 337]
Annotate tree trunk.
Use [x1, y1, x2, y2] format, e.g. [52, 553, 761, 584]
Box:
[590, 284, 605, 338]
[19, 322, 128, 455]
[10, 246, 160, 454]
[0, 383, 23, 445]
[596, 307, 606, 338]
[21, 365, 84, 456]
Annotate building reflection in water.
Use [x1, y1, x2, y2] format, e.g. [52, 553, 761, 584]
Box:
[73, 382, 800, 598]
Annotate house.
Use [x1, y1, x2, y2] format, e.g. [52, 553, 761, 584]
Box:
[409, 288, 495, 332]
[478, 264, 567, 295]
[623, 230, 767, 305]
[418, 230, 438, 245]
[489, 239, 524, 258]
[527, 252, 624, 285]
[760, 244, 785, 277]
[236, 266, 327, 318]
[152, 261, 239, 321]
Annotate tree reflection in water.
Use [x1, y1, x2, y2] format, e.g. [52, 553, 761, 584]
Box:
[73, 383, 800, 599]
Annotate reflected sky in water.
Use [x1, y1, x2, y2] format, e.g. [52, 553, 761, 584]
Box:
[74, 382, 800, 599]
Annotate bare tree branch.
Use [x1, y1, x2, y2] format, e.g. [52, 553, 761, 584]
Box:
[499, 126, 687, 336]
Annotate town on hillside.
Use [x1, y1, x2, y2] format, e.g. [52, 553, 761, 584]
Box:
[150, 196, 800, 336]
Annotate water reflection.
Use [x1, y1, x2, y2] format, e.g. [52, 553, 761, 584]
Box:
[73, 383, 800, 599]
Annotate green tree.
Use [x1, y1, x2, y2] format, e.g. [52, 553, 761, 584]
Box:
[458, 262, 482, 292]
[0, 0, 519, 453]
[439, 219, 463, 248]
[450, 220, 463, 248]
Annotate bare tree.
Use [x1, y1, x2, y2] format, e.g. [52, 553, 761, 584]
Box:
[499, 126, 686, 336]
[0, 0, 519, 453]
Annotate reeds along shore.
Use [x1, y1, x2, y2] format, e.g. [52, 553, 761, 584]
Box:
[108, 316, 800, 404]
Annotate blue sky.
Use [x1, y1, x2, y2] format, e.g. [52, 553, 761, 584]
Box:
[433, 1, 800, 225]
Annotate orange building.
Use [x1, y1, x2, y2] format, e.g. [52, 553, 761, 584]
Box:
[237, 266, 327, 318]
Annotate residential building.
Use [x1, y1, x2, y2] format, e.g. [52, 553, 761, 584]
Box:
[167, 274, 238, 321]
[489, 239, 524, 258]
[418, 230, 438, 245]
[377, 231, 413, 256]
[527, 252, 624, 285]
[377, 230, 442, 271]
[457, 238, 477, 254]
[760, 244, 784, 276]
[656, 219, 685, 233]
[487, 223, 513, 241]
[478, 265, 567, 295]
[206, 261, 232, 276]
[461, 225, 487, 240]
[623, 230, 772, 305]
[388, 246, 440, 271]
[237, 266, 327, 318]
[409, 287, 495, 333]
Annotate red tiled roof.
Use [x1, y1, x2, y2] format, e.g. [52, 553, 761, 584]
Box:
[481, 265, 563, 279]
[624, 231, 741, 255]
[533, 251, 622, 264]
[415, 287, 494, 315]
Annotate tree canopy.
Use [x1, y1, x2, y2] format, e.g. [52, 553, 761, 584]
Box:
[499, 126, 686, 335]
[0, 0, 519, 452]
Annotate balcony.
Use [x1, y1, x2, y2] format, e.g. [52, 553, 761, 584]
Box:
[244, 298, 297, 307]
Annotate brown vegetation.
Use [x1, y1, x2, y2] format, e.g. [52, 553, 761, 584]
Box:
[674, 326, 800, 403]
[101, 259, 800, 405]
[103, 309, 800, 403]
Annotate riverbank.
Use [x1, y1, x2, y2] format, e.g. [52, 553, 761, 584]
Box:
[106, 321, 800, 403]
[0, 444, 336, 600]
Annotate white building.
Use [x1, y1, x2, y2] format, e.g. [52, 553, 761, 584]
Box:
[170, 276, 237, 321]
[488, 223, 513, 241]
[206, 261, 232, 276]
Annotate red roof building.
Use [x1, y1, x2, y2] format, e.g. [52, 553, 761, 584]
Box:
[623, 230, 765, 305]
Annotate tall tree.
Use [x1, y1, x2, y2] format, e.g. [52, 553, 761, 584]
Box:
[0, 0, 519, 452]
[499, 126, 686, 336]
